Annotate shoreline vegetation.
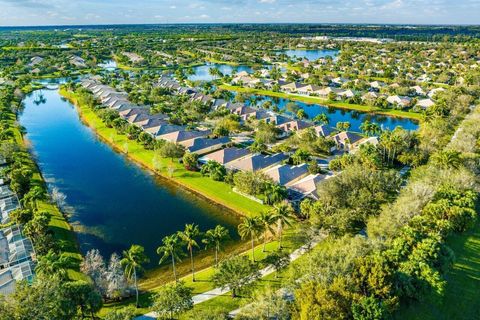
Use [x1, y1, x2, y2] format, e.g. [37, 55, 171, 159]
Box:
[13, 89, 83, 279]
[220, 84, 424, 121]
[57, 87, 307, 316]
[59, 88, 269, 218]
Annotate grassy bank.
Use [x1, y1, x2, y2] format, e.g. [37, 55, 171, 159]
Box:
[395, 220, 480, 320]
[11, 99, 83, 279]
[60, 88, 269, 218]
[99, 230, 302, 316]
[220, 84, 423, 121]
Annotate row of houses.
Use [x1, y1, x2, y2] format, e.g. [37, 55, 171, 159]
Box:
[0, 164, 35, 296]
[156, 76, 371, 151]
[82, 79, 231, 155]
[231, 71, 441, 109]
[83, 77, 377, 202]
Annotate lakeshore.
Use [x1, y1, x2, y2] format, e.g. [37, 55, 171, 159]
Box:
[59, 88, 269, 218]
[220, 84, 424, 121]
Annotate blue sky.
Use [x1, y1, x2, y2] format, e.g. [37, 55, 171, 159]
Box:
[0, 0, 478, 26]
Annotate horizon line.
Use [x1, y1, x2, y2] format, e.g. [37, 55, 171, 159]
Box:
[1, 22, 480, 29]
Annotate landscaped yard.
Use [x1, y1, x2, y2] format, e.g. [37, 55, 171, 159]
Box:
[395, 221, 480, 320]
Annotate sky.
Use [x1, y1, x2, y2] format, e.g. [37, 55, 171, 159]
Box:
[0, 0, 478, 26]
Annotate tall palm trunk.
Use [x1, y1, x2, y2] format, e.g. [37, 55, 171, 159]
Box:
[251, 235, 255, 261]
[134, 267, 139, 308]
[190, 247, 196, 282]
[171, 253, 177, 282]
[263, 229, 268, 252]
[215, 244, 219, 266]
[278, 222, 284, 250]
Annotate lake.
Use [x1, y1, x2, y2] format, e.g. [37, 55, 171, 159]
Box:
[19, 89, 239, 265]
[188, 63, 253, 81]
[279, 49, 339, 61]
[246, 95, 419, 132]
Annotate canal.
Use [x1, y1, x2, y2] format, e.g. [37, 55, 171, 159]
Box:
[19, 89, 239, 266]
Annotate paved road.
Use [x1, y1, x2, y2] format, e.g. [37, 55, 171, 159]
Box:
[135, 240, 319, 320]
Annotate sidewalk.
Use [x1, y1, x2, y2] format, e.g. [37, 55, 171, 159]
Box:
[135, 239, 319, 320]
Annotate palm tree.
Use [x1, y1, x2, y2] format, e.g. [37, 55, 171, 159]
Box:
[157, 234, 183, 281]
[313, 113, 329, 125]
[35, 250, 71, 280]
[432, 150, 462, 169]
[121, 245, 149, 308]
[202, 225, 230, 266]
[360, 120, 373, 136]
[178, 224, 200, 282]
[258, 211, 275, 252]
[238, 216, 261, 261]
[263, 183, 287, 205]
[271, 201, 295, 250]
[21, 186, 45, 210]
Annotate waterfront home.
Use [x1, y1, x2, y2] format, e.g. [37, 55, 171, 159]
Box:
[183, 137, 230, 155]
[266, 114, 312, 135]
[231, 75, 260, 87]
[280, 82, 304, 93]
[350, 136, 380, 153]
[198, 147, 251, 165]
[228, 104, 270, 122]
[330, 131, 363, 151]
[386, 95, 412, 108]
[361, 91, 380, 101]
[416, 98, 435, 109]
[297, 84, 322, 95]
[190, 92, 213, 105]
[0, 196, 19, 224]
[0, 185, 14, 200]
[226, 153, 287, 172]
[263, 163, 309, 186]
[159, 129, 211, 145]
[336, 89, 355, 99]
[287, 173, 329, 201]
[119, 108, 149, 122]
[313, 124, 336, 137]
[147, 123, 184, 138]
[0, 226, 35, 296]
[101, 93, 129, 107]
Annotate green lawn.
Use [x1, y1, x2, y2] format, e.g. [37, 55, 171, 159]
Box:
[60, 89, 269, 218]
[220, 84, 423, 121]
[99, 230, 302, 317]
[395, 221, 480, 320]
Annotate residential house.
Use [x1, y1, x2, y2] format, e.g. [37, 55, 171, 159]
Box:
[386, 95, 412, 108]
[313, 125, 336, 137]
[183, 137, 229, 155]
[288, 173, 329, 201]
[226, 153, 287, 172]
[263, 163, 309, 186]
[159, 130, 211, 145]
[416, 98, 435, 109]
[199, 147, 251, 165]
[330, 131, 363, 151]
